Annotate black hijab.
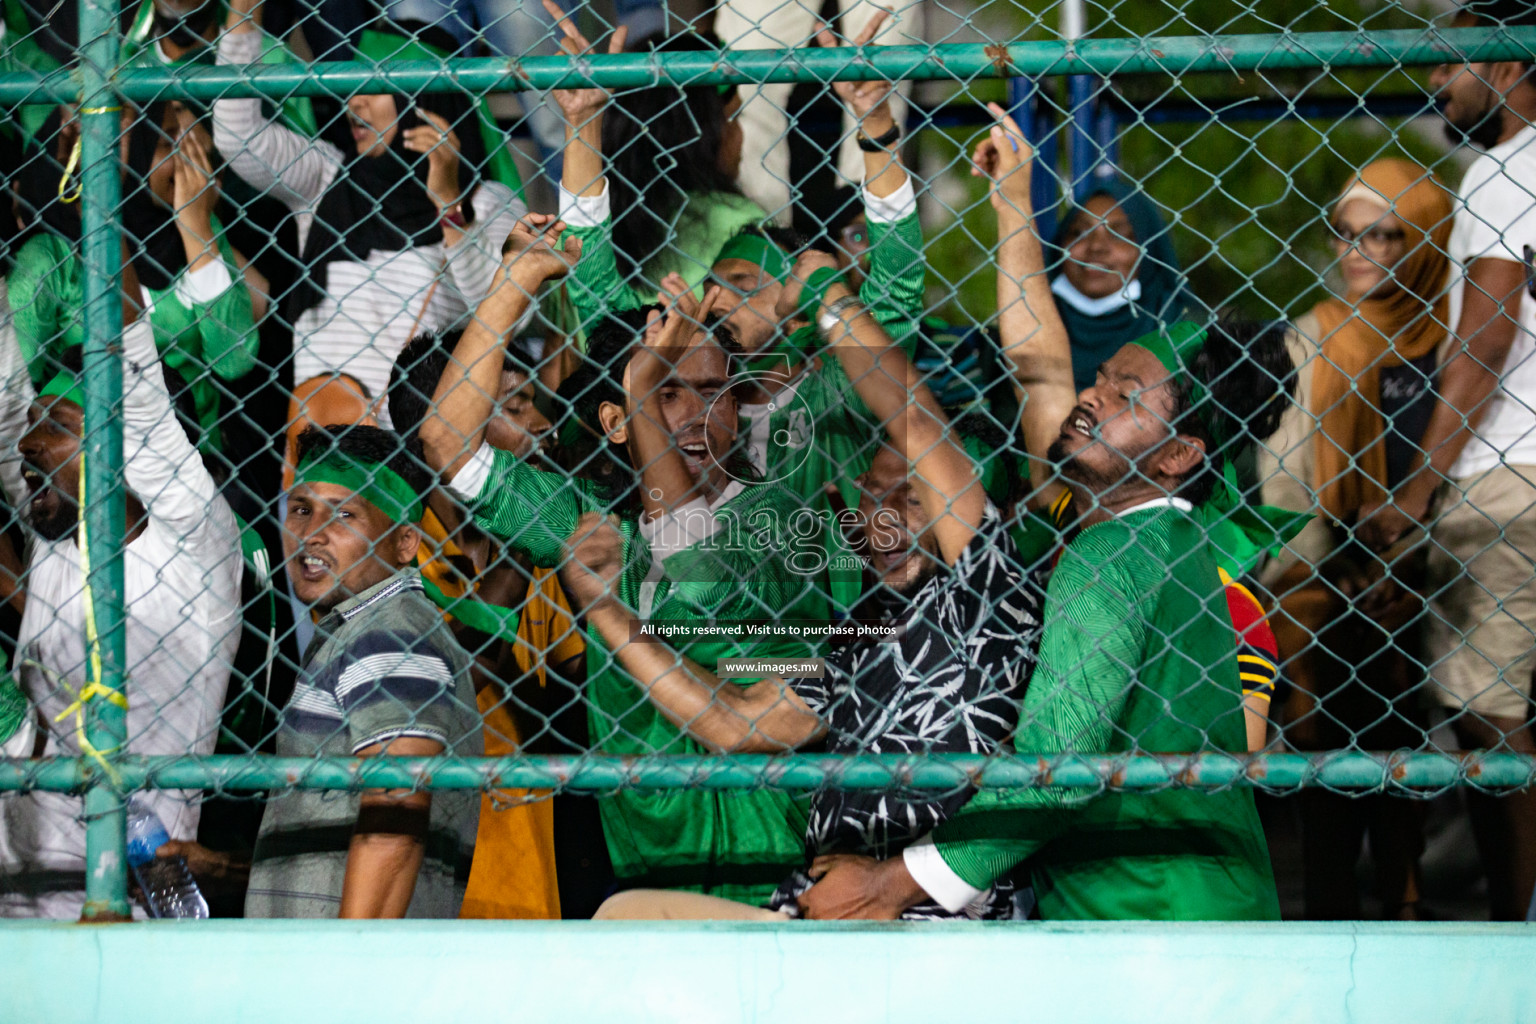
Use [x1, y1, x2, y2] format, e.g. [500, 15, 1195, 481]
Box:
[284, 22, 485, 324]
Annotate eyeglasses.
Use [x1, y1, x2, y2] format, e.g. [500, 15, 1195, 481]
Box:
[1328, 223, 1406, 257]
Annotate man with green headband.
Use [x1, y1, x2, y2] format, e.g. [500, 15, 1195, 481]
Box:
[790, 315, 1290, 922]
[550, 15, 922, 617]
[244, 423, 481, 919]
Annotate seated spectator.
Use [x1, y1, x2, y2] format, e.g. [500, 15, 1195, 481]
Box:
[583, 246, 1051, 921]
[212, 0, 527, 429]
[0, 264, 242, 919]
[10, 101, 260, 455]
[1260, 159, 1453, 919]
[421, 215, 826, 906]
[547, 3, 762, 312]
[244, 424, 481, 918]
[981, 106, 1291, 750]
[783, 114, 1287, 923]
[1050, 177, 1195, 392]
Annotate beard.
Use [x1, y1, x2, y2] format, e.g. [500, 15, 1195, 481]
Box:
[856, 558, 943, 622]
[1047, 435, 1131, 492]
[1441, 90, 1506, 150]
[26, 499, 78, 542]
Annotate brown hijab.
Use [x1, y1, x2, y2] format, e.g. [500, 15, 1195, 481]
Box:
[1310, 159, 1453, 523]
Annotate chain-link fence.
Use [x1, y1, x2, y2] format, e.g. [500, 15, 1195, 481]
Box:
[0, 0, 1535, 924]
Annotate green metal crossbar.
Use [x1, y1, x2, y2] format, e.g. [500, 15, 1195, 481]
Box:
[2, 753, 1533, 793]
[0, 26, 1533, 104]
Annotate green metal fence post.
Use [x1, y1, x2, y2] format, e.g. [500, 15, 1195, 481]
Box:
[76, 0, 129, 923]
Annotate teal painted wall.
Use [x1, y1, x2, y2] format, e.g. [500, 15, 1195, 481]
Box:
[1, 920, 1533, 1023]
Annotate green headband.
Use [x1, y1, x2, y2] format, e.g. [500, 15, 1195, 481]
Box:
[354, 28, 525, 198]
[1128, 320, 1210, 414]
[38, 372, 84, 410]
[715, 233, 790, 283]
[294, 450, 424, 524]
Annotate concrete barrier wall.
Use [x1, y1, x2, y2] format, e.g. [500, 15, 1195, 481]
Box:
[2, 919, 1534, 1023]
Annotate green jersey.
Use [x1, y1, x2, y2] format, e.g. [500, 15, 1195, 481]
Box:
[931, 502, 1280, 921]
[9, 228, 257, 452]
[467, 447, 828, 903]
[738, 211, 928, 611]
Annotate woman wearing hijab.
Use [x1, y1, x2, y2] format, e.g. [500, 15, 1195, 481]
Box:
[1260, 158, 1453, 921]
[8, 100, 260, 455]
[1050, 178, 1195, 391]
[212, 3, 526, 477]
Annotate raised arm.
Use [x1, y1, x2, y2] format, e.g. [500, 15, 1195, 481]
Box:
[779, 252, 983, 565]
[974, 104, 1075, 501]
[118, 259, 237, 555]
[544, 1, 641, 327]
[420, 215, 579, 481]
[213, 0, 342, 211]
[559, 513, 826, 753]
[816, 13, 924, 334]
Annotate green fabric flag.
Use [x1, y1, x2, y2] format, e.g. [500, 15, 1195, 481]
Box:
[0, 652, 29, 749]
[418, 572, 522, 646]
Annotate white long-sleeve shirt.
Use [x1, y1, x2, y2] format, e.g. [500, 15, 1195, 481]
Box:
[0, 318, 243, 919]
[213, 30, 527, 407]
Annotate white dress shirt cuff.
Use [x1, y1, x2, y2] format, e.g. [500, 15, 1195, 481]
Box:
[863, 177, 917, 224]
[446, 441, 495, 503]
[558, 181, 611, 228]
[175, 260, 236, 308]
[902, 835, 986, 913]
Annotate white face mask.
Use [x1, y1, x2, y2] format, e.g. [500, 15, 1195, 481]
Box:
[1051, 274, 1143, 317]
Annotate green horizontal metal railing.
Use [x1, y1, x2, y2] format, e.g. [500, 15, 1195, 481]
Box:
[1, 26, 1535, 104]
[2, 753, 1533, 794]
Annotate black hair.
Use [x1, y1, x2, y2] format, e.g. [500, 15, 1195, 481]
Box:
[1165, 318, 1294, 506]
[1462, 0, 1536, 26]
[503, 338, 539, 378]
[320, 18, 489, 179]
[293, 423, 431, 503]
[816, 185, 865, 252]
[603, 31, 744, 278]
[387, 330, 459, 440]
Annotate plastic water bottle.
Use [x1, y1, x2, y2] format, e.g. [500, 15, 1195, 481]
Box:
[125, 797, 209, 920]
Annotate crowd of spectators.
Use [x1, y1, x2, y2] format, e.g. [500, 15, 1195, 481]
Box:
[0, 0, 1533, 925]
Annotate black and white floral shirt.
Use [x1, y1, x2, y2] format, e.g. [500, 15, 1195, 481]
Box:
[770, 505, 1050, 920]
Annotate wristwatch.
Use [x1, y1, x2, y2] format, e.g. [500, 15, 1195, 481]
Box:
[440, 204, 468, 230]
[856, 124, 901, 153]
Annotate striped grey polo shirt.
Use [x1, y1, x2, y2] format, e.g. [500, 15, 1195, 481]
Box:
[245, 569, 482, 919]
